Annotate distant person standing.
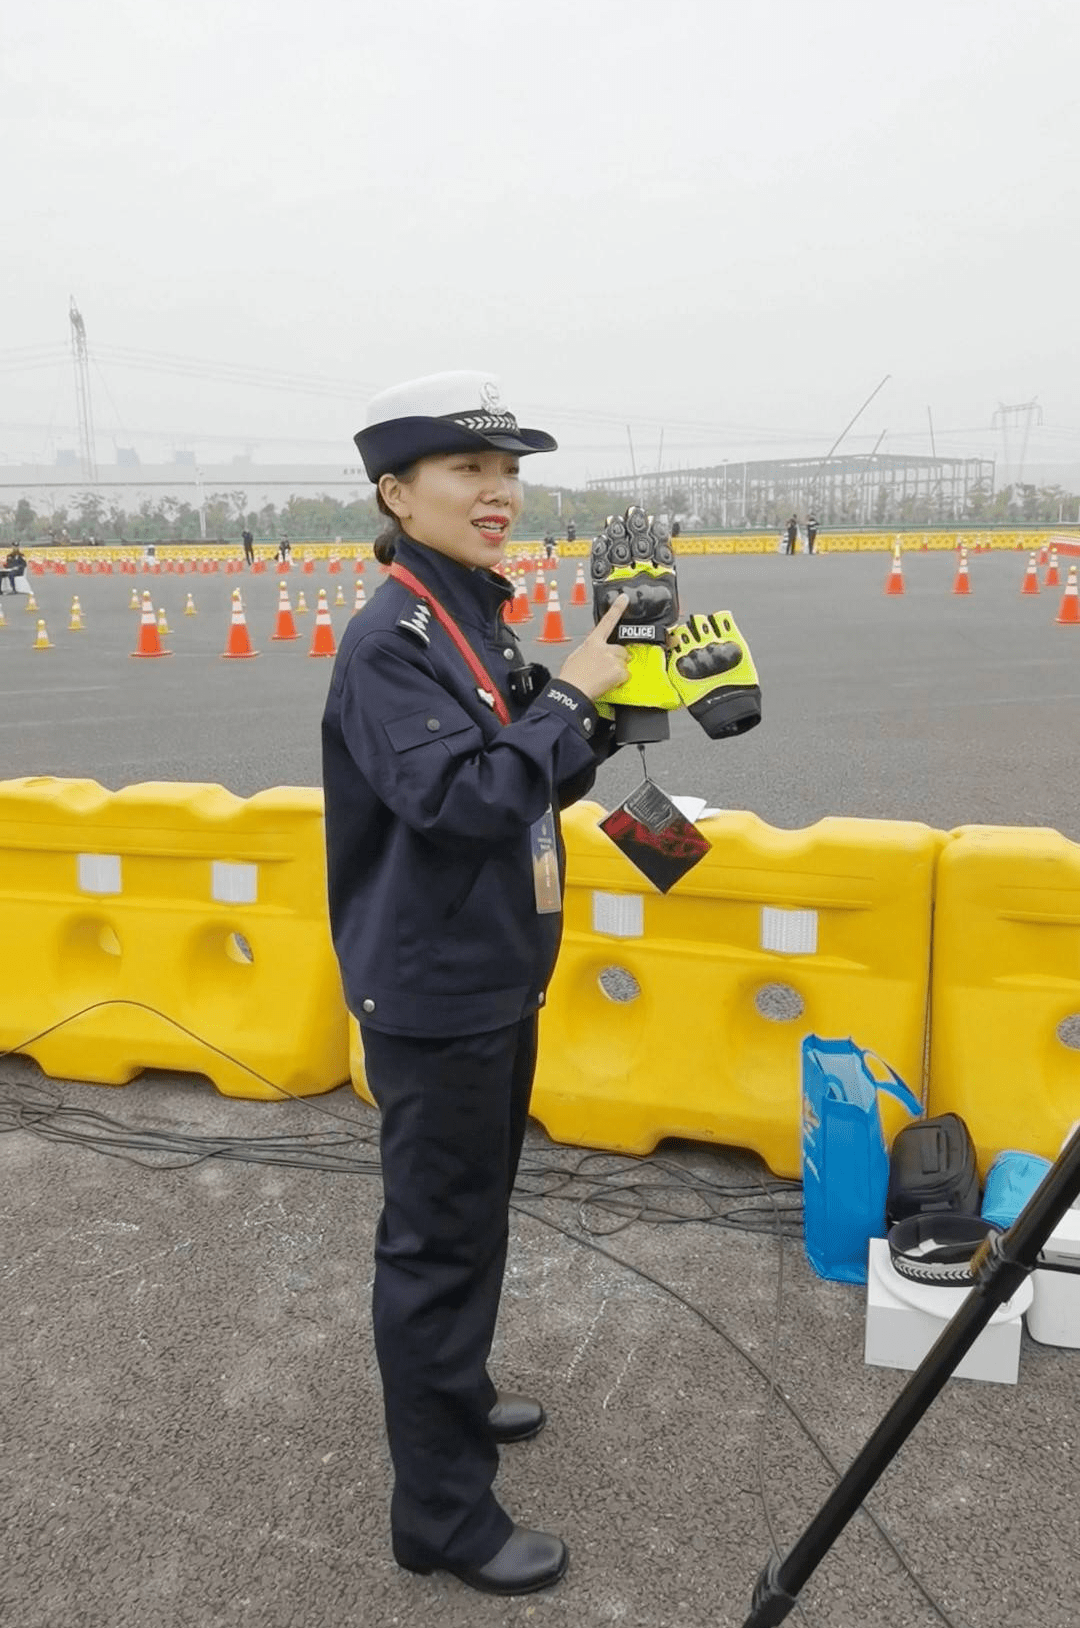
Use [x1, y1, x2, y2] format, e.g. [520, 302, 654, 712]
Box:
[278, 535, 292, 564]
[565, 519, 576, 544]
[242, 526, 255, 566]
[671, 519, 681, 539]
[543, 528, 557, 560]
[806, 513, 819, 555]
[785, 514, 799, 555]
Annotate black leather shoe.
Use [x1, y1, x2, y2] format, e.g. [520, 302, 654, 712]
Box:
[488, 1391, 546, 1443]
[393, 1524, 568, 1596]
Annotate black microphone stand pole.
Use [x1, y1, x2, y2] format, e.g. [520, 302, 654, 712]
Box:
[743, 1130, 1080, 1628]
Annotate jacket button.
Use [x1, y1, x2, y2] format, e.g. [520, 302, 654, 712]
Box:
[538, 992, 546, 1006]
[582, 716, 593, 734]
[425, 718, 440, 732]
[362, 998, 375, 1013]
[503, 648, 515, 660]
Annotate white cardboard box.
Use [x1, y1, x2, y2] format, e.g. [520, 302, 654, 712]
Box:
[1028, 1209, 1080, 1347]
[864, 1237, 1032, 1385]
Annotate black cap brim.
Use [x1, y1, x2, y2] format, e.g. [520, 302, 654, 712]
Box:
[354, 416, 557, 484]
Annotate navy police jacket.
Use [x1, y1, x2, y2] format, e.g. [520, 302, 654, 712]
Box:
[322, 534, 614, 1037]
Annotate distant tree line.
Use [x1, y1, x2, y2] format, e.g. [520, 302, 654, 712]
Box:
[2, 479, 1077, 545]
[0, 484, 634, 545]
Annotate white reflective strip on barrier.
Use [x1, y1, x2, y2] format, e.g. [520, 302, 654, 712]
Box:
[591, 891, 645, 938]
[212, 861, 258, 904]
[77, 854, 122, 894]
[760, 905, 818, 955]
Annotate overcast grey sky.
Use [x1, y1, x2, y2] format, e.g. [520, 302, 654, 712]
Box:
[4, 0, 1079, 487]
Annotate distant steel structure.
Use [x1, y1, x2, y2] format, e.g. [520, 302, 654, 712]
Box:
[588, 452, 995, 526]
[69, 297, 98, 484]
[993, 400, 1042, 489]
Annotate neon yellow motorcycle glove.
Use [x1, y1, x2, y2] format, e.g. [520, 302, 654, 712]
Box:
[591, 506, 683, 744]
[666, 612, 762, 738]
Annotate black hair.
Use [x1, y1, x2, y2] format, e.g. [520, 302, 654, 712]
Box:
[373, 464, 418, 564]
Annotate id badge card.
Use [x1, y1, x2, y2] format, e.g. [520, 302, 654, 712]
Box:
[599, 777, 711, 893]
[530, 805, 562, 914]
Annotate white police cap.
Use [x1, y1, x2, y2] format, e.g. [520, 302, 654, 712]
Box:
[354, 370, 557, 484]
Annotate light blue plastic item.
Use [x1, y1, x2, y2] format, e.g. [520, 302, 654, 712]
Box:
[801, 1035, 923, 1284]
[981, 1151, 1052, 1229]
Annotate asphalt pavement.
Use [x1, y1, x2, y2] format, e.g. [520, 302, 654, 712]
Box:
[3, 546, 1079, 835]
[2, 547, 1079, 1628]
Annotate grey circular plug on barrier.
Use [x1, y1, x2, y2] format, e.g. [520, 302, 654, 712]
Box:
[754, 983, 805, 1023]
[1057, 1014, 1080, 1051]
[598, 966, 641, 1004]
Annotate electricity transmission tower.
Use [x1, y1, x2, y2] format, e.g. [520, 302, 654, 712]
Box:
[992, 399, 1042, 489]
[69, 297, 98, 482]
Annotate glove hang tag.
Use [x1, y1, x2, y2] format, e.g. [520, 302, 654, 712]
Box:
[530, 805, 562, 914]
[599, 769, 711, 894]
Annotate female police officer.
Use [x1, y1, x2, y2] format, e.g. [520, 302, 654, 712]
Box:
[322, 372, 629, 1596]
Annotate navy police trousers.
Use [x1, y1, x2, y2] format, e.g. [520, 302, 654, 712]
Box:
[361, 1015, 538, 1567]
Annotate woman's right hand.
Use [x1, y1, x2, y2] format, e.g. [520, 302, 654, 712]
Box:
[557, 593, 630, 701]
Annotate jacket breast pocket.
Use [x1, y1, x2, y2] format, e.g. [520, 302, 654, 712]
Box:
[383, 701, 483, 755]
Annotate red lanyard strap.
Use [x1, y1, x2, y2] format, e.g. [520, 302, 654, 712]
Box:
[388, 562, 512, 725]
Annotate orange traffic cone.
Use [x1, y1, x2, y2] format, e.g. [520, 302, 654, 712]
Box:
[184, 592, 197, 616]
[952, 549, 971, 595]
[334, 583, 346, 607]
[303, 555, 315, 575]
[522, 553, 535, 575]
[1045, 548, 1060, 588]
[514, 570, 532, 624]
[33, 618, 52, 651]
[130, 594, 170, 658]
[270, 581, 299, 641]
[533, 561, 548, 605]
[884, 547, 905, 596]
[536, 579, 570, 644]
[296, 590, 309, 615]
[353, 578, 366, 613]
[222, 590, 259, 659]
[328, 556, 341, 575]
[1038, 545, 1048, 566]
[1021, 553, 1040, 596]
[68, 596, 85, 630]
[308, 589, 337, 657]
[354, 556, 365, 574]
[1056, 566, 1080, 625]
[570, 562, 587, 606]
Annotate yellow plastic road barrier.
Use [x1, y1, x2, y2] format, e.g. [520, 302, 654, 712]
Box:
[928, 826, 1080, 1173]
[352, 804, 940, 1177]
[0, 778, 349, 1100]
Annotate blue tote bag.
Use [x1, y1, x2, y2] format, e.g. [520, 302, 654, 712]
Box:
[801, 1035, 923, 1284]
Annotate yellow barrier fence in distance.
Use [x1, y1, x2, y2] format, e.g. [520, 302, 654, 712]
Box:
[928, 825, 1080, 1173]
[0, 778, 349, 1100]
[522, 803, 941, 1178]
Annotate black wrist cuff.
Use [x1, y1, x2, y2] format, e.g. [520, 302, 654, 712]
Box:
[688, 685, 762, 739]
